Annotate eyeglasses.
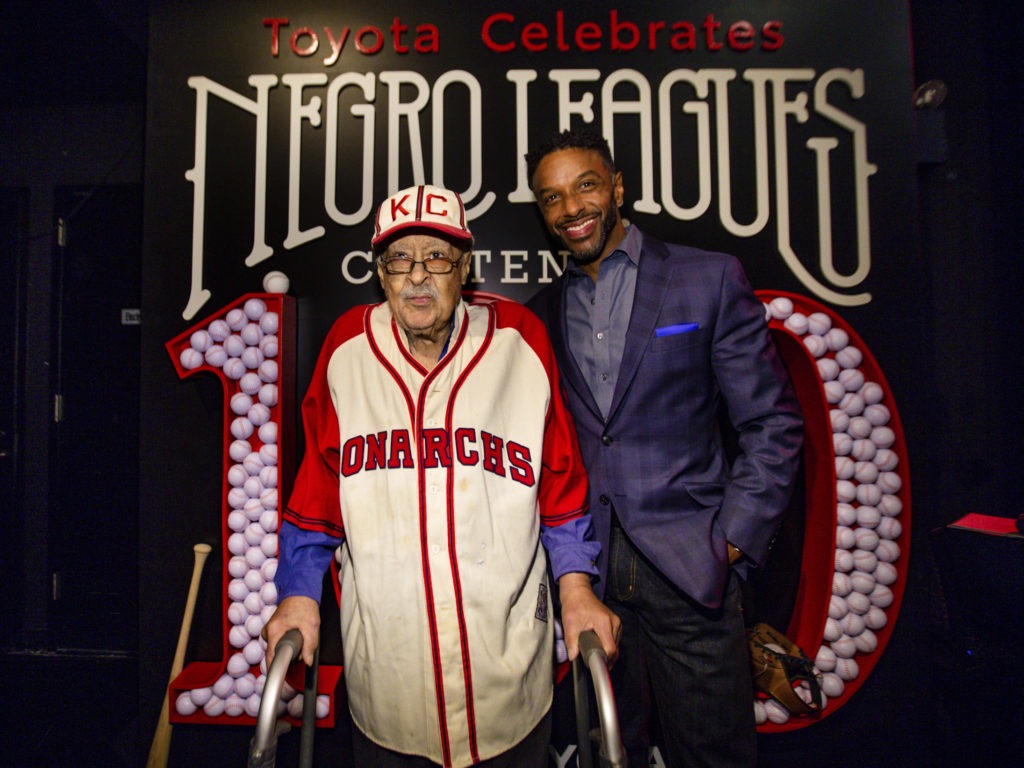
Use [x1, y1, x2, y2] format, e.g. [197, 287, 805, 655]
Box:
[380, 254, 462, 275]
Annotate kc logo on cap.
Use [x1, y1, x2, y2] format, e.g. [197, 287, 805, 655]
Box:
[372, 184, 473, 248]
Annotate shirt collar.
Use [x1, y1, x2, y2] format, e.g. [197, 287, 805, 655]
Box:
[566, 223, 641, 277]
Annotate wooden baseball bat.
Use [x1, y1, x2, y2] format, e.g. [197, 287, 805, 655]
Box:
[146, 542, 213, 768]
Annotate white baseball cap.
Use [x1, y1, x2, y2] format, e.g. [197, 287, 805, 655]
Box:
[371, 184, 473, 249]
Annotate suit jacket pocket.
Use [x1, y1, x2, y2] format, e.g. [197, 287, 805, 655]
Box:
[649, 326, 706, 353]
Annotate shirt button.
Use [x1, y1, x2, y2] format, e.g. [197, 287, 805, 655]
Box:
[600, 374, 608, 382]
[601, 435, 613, 446]
[596, 332, 605, 340]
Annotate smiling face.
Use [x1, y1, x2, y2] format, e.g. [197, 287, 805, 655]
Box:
[377, 232, 471, 351]
[530, 147, 627, 277]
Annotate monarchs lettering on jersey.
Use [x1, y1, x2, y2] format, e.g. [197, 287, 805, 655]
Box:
[339, 427, 536, 486]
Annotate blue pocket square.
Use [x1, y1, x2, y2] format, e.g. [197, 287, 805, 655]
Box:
[655, 322, 700, 337]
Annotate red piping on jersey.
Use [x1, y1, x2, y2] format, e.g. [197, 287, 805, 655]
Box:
[365, 307, 456, 763]
[438, 304, 494, 763]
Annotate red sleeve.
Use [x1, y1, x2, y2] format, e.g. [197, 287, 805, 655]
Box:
[283, 306, 369, 537]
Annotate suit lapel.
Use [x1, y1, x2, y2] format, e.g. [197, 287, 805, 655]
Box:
[607, 233, 671, 423]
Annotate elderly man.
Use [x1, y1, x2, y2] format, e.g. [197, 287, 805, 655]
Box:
[265, 184, 619, 768]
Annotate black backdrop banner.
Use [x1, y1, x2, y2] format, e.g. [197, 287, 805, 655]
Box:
[140, 0, 917, 755]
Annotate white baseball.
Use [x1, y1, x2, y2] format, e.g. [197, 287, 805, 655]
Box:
[228, 532, 247, 556]
[260, 558, 278, 582]
[241, 346, 264, 370]
[316, 695, 330, 719]
[863, 404, 891, 426]
[845, 590, 871, 615]
[245, 497, 265, 521]
[839, 368, 865, 392]
[260, 533, 279, 559]
[820, 672, 844, 698]
[869, 584, 894, 608]
[235, 673, 257, 699]
[176, 692, 198, 716]
[824, 617, 843, 642]
[836, 525, 856, 549]
[190, 686, 214, 707]
[865, 606, 889, 630]
[245, 546, 267, 570]
[877, 471, 902, 494]
[259, 383, 278, 407]
[833, 572, 853, 596]
[241, 322, 263, 347]
[243, 568, 264, 592]
[203, 697, 227, 717]
[180, 348, 204, 370]
[834, 549, 854, 572]
[259, 509, 278, 534]
[824, 380, 846, 404]
[874, 561, 898, 586]
[807, 312, 832, 335]
[259, 465, 278, 489]
[228, 601, 248, 626]
[853, 628, 878, 653]
[850, 438, 877, 462]
[836, 502, 857, 526]
[829, 594, 848, 619]
[850, 571, 876, 595]
[240, 371, 263, 395]
[208, 318, 230, 341]
[848, 416, 873, 439]
[839, 392, 865, 417]
[226, 308, 247, 331]
[213, 674, 236, 699]
[817, 358, 840, 381]
[852, 549, 878, 574]
[784, 312, 809, 335]
[260, 580, 278, 605]
[261, 311, 280, 334]
[873, 448, 899, 471]
[245, 614, 264, 638]
[836, 456, 855, 480]
[224, 334, 246, 359]
[764, 699, 791, 724]
[244, 639, 265, 666]
[204, 344, 227, 368]
[769, 296, 794, 319]
[228, 511, 248, 535]
[834, 657, 860, 682]
[259, 334, 279, 358]
[856, 483, 882, 507]
[244, 694, 263, 718]
[243, 592, 264, 615]
[258, 359, 279, 383]
[248, 403, 272, 427]
[815, 645, 837, 672]
[875, 539, 900, 563]
[830, 409, 851, 433]
[260, 488, 278, 510]
[243, 451, 264, 475]
[854, 461, 879, 484]
[870, 426, 896, 449]
[837, 480, 857, 503]
[227, 652, 250, 677]
[824, 328, 850, 352]
[876, 517, 902, 541]
[831, 636, 857, 658]
[230, 416, 255, 440]
[190, 329, 213, 352]
[854, 528, 880, 551]
[879, 494, 903, 517]
[803, 335, 828, 357]
[840, 612, 866, 637]
[860, 381, 884, 404]
[229, 439, 251, 462]
[833, 432, 853, 456]
[856, 505, 881, 528]
[244, 522, 264, 546]
[835, 345, 863, 369]
[263, 271, 290, 294]
[258, 421, 278, 444]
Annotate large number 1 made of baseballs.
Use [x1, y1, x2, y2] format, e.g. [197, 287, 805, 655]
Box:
[165, 289, 342, 726]
[163, 287, 909, 733]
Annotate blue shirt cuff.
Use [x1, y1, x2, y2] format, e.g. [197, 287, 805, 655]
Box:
[542, 516, 600, 581]
[275, 520, 342, 604]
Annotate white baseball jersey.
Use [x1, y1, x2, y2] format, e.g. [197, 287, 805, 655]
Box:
[284, 298, 589, 767]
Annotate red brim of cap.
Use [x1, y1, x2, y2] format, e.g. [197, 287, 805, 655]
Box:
[371, 221, 473, 248]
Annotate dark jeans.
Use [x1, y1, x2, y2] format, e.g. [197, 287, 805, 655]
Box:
[350, 707, 552, 768]
[604, 522, 756, 768]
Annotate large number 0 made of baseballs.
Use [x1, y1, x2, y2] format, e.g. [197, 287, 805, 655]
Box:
[753, 291, 910, 732]
[162, 287, 908, 732]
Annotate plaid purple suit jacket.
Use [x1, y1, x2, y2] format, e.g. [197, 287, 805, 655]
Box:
[527, 229, 803, 608]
